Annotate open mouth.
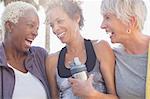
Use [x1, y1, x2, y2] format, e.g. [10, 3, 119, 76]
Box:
[107, 32, 114, 36]
[25, 39, 33, 47]
[57, 32, 65, 38]
[107, 32, 112, 36]
[106, 32, 115, 39]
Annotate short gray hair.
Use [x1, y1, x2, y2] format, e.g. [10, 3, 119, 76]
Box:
[45, 0, 84, 30]
[1, 1, 37, 40]
[101, 0, 147, 31]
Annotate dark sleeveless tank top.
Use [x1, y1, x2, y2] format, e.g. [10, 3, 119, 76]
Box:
[57, 39, 96, 78]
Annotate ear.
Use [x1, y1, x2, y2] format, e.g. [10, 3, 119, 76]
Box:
[129, 16, 138, 29]
[5, 21, 13, 33]
[73, 13, 80, 24]
[127, 16, 138, 33]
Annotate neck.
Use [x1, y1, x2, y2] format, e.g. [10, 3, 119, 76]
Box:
[67, 36, 85, 54]
[3, 40, 27, 61]
[122, 33, 150, 54]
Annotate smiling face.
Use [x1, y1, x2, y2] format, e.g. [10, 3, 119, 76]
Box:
[47, 7, 80, 44]
[101, 12, 130, 43]
[6, 8, 39, 52]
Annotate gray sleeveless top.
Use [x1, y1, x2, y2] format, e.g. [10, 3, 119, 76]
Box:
[113, 45, 147, 99]
[56, 60, 106, 99]
[56, 39, 106, 99]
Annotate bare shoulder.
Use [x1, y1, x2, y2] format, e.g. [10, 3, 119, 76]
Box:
[91, 40, 111, 52]
[91, 40, 113, 60]
[46, 51, 60, 70]
[47, 51, 60, 62]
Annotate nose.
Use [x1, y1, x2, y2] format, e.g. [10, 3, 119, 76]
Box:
[52, 24, 60, 34]
[100, 20, 107, 29]
[32, 27, 38, 37]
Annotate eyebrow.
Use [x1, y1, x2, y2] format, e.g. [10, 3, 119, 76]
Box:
[46, 17, 65, 25]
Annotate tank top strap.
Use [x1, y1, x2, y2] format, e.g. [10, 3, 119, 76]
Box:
[58, 39, 96, 78]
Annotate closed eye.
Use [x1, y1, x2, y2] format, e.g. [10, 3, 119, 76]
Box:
[56, 18, 64, 24]
[27, 23, 34, 28]
[50, 23, 54, 28]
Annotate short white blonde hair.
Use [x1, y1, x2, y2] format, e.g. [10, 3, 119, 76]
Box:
[101, 0, 147, 31]
[1, 1, 37, 40]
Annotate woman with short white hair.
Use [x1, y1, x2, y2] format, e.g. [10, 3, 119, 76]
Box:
[0, 1, 51, 99]
[101, 0, 149, 99]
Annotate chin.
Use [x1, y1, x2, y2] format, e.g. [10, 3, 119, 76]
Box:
[61, 41, 67, 44]
[60, 38, 67, 44]
[24, 47, 30, 52]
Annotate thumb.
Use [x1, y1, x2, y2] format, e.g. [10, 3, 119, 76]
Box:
[88, 74, 94, 84]
[68, 77, 75, 83]
[68, 77, 78, 84]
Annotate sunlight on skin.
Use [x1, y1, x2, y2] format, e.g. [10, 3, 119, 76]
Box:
[0, 0, 150, 53]
[47, 0, 150, 53]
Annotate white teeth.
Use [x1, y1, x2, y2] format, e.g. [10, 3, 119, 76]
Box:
[106, 32, 112, 36]
[27, 39, 33, 42]
[25, 40, 31, 47]
[57, 32, 65, 38]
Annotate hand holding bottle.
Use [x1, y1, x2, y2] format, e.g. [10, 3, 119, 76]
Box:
[70, 57, 88, 80]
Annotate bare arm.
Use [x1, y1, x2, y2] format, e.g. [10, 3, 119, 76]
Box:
[46, 53, 59, 99]
[68, 40, 118, 99]
[69, 74, 118, 99]
[93, 40, 117, 99]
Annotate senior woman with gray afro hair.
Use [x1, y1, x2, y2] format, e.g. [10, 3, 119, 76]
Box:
[0, 1, 51, 99]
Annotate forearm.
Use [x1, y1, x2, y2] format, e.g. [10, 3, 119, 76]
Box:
[85, 89, 118, 99]
[51, 92, 59, 99]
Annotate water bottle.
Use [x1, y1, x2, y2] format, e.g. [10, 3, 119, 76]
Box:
[70, 57, 88, 80]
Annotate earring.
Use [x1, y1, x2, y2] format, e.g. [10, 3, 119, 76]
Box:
[127, 29, 131, 34]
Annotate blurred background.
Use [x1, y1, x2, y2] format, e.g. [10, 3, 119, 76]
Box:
[0, 0, 150, 53]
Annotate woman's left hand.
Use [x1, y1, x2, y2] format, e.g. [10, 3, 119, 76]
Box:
[68, 74, 95, 97]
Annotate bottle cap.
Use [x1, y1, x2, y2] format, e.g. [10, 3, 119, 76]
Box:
[70, 57, 87, 75]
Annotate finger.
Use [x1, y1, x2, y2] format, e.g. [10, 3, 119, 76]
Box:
[88, 74, 94, 83]
[68, 77, 74, 82]
[68, 77, 78, 85]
